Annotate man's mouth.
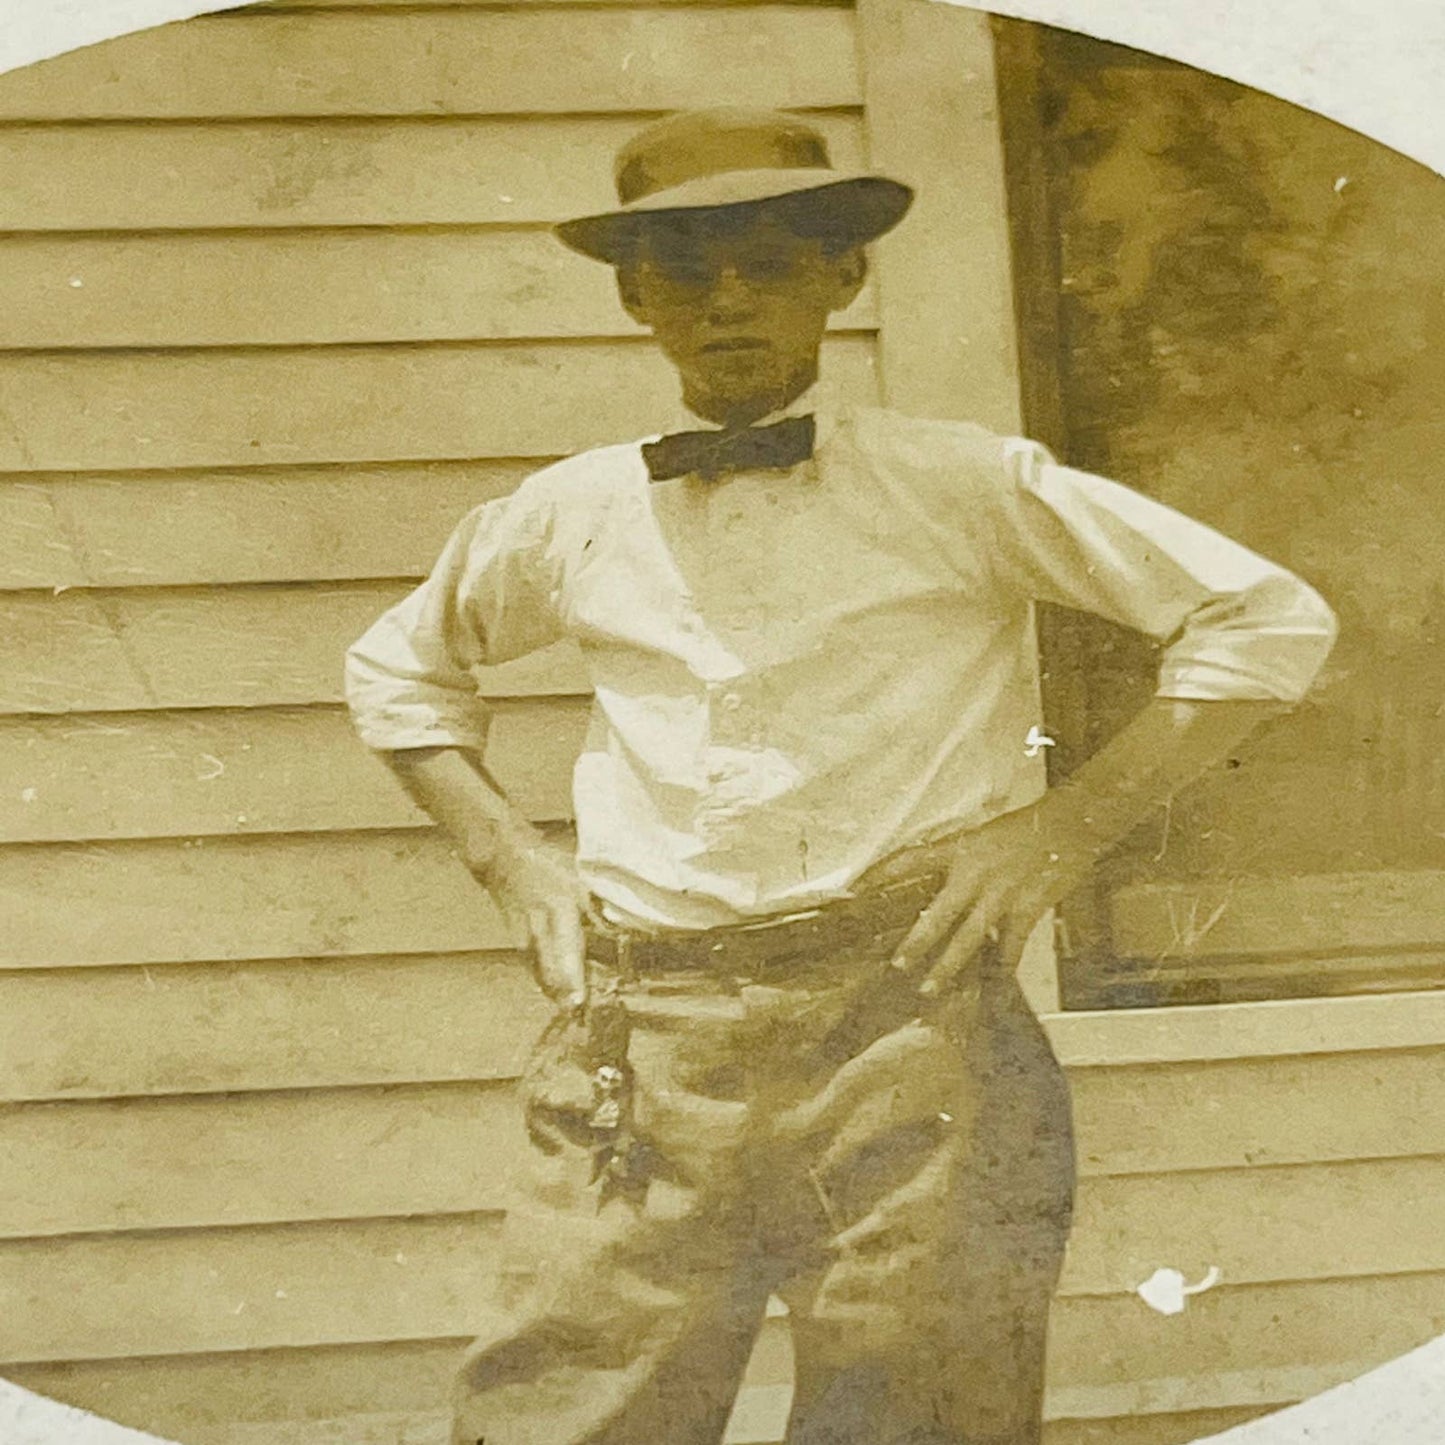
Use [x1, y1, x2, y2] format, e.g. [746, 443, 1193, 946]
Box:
[700, 337, 770, 353]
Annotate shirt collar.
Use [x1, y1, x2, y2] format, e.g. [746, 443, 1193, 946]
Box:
[693, 379, 841, 450]
[752, 383, 818, 428]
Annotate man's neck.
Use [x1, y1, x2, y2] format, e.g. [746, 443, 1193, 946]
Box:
[683, 371, 819, 430]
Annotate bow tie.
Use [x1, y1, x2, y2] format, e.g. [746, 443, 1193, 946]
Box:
[643, 414, 816, 483]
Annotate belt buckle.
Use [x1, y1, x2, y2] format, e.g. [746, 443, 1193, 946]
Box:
[583, 910, 637, 986]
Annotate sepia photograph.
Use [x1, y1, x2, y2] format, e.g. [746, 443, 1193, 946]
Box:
[0, 2, 1442, 1443]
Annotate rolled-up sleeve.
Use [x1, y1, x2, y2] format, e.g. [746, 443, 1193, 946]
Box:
[344, 492, 564, 751]
[984, 438, 1338, 703]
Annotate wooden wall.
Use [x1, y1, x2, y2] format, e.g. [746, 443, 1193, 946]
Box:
[3, 7, 1443, 1445]
[7, 982, 1445, 1445]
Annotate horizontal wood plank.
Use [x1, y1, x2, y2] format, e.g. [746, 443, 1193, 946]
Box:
[1050, 989, 1445, 1067]
[3, 1073, 1443, 1292]
[1052, 1356, 1445, 1429]
[0, 335, 877, 471]
[0, 1213, 507, 1364]
[0, 584, 401, 714]
[5, 948, 1445, 1105]
[0, 1085, 523, 1238]
[169, 1400, 783, 1445]
[0, 230, 876, 349]
[193, 1402, 1295, 1445]
[0, 583, 590, 714]
[1069, 1046, 1445, 1176]
[0, 113, 865, 231]
[1048, 1356, 1430, 1422]
[1112, 871, 1445, 960]
[10, 958, 1444, 1101]
[1049, 1272, 1445, 1397]
[7, 1216, 1444, 1384]
[4, 836, 1445, 1212]
[5, 1343, 472, 1442]
[0, 953, 549, 1102]
[1043, 1410, 1273, 1445]
[0, 462, 535, 591]
[0, 1348, 1342, 1445]
[0, 831, 524, 968]
[0, 10, 859, 120]
[6, 1329, 787, 1445]
[0, 700, 587, 841]
[1061, 1154, 1445, 1297]
[147, 1401, 1278, 1445]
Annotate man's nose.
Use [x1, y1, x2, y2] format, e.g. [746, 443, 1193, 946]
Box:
[705, 266, 756, 320]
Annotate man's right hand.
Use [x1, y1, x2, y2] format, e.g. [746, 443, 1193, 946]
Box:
[380, 746, 589, 1009]
[474, 834, 589, 1009]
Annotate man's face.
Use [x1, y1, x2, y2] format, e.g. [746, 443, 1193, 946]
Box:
[618, 213, 866, 427]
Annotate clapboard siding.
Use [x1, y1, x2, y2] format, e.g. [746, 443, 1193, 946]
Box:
[1053, 1271, 1445, 1394]
[4, 1030, 1444, 1212]
[7, 963, 1445, 1103]
[0, 1087, 522, 1239]
[1046, 1412, 1273, 1445]
[5, 1079, 1445, 1290]
[0, 831, 523, 968]
[1047, 987, 1445, 1065]
[5, 1344, 475, 1442]
[0, 231, 877, 349]
[0, 1214, 508, 1364]
[0, 585, 589, 714]
[0, 10, 859, 120]
[200, 1404, 1282, 1445]
[2, 7, 1418, 1444]
[0, 112, 866, 231]
[0, 1355, 1371, 1445]
[1063, 1155, 1445, 1293]
[1066, 1045, 1445, 1175]
[0, 1354, 1279, 1445]
[0, 463, 539, 590]
[8, 1212, 1444, 1393]
[0, 700, 587, 841]
[0, 953, 549, 1102]
[0, 336, 879, 472]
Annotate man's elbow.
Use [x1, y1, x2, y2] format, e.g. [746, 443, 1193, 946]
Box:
[1288, 575, 1340, 678]
[1258, 573, 1340, 706]
[342, 642, 492, 755]
[341, 641, 392, 743]
[1163, 573, 1339, 707]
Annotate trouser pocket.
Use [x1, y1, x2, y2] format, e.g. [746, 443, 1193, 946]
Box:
[519, 987, 638, 1169]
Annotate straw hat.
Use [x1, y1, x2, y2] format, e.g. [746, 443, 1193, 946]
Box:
[554, 107, 914, 265]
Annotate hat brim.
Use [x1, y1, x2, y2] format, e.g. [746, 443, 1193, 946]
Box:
[554, 172, 914, 264]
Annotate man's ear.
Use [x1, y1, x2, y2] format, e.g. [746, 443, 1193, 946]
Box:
[829, 248, 868, 312]
[614, 264, 650, 326]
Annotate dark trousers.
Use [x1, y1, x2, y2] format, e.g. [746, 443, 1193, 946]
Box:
[453, 937, 1076, 1445]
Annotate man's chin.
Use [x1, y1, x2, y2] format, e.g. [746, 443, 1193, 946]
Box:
[687, 369, 792, 421]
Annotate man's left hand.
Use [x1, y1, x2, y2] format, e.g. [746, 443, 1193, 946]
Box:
[886, 803, 1093, 999]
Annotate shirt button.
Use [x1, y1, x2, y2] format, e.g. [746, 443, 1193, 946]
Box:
[720, 692, 743, 712]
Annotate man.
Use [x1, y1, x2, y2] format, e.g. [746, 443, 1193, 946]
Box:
[345, 108, 1336, 1445]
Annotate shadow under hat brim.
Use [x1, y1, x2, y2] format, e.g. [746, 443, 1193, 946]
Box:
[554, 171, 914, 264]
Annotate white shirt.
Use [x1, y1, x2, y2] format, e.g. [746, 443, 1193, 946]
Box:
[344, 400, 1337, 930]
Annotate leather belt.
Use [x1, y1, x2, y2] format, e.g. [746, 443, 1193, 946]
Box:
[586, 869, 948, 978]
